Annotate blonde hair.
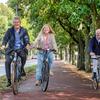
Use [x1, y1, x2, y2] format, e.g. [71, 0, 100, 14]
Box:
[39, 24, 55, 35]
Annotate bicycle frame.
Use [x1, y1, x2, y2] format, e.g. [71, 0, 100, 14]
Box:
[40, 49, 53, 92]
[0, 49, 22, 95]
[43, 50, 49, 62]
[12, 52, 21, 79]
[11, 51, 22, 95]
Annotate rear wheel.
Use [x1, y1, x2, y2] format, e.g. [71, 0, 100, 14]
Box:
[12, 63, 18, 95]
[41, 61, 49, 92]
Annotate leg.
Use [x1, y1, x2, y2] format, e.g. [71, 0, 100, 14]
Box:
[48, 52, 54, 69]
[5, 54, 13, 86]
[92, 59, 98, 79]
[17, 50, 27, 75]
[48, 52, 54, 75]
[36, 52, 44, 81]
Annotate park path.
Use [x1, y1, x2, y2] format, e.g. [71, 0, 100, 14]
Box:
[0, 61, 100, 100]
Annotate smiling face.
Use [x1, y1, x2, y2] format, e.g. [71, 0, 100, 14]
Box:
[43, 25, 51, 35]
[13, 17, 21, 30]
[96, 29, 100, 40]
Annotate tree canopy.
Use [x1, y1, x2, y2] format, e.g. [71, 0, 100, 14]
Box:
[0, 3, 14, 43]
[5, 0, 100, 71]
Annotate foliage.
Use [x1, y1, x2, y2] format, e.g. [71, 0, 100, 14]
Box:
[0, 3, 14, 43]
[7, 0, 100, 70]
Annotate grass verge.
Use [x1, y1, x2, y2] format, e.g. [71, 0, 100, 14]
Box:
[0, 65, 36, 92]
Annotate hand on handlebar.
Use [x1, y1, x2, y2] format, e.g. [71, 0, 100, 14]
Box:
[26, 44, 31, 50]
[90, 52, 95, 57]
[52, 49, 56, 52]
[29, 44, 36, 50]
[1, 45, 6, 50]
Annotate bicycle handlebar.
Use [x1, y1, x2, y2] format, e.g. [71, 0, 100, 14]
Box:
[91, 56, 100, 59]
[0, 47, 25, 55]
[32, 46, 56, 52]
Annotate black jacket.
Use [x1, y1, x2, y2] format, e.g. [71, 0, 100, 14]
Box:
[89, 36, 100, 55]
[2, 26, 30, 54]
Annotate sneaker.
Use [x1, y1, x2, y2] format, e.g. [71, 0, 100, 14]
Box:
[21, 72, 26, 77]
[35, 80, 41, 86]
[6, 81, 11, 87]
[50, 70, 54, 76]
[21, 68, 26, 77]
[18, 76, 22, 82]
[92, 72, 96, 79]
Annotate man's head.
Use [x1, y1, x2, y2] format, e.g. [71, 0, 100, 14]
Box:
[13, 16, 21, 30]
[96, 29, 100, 40]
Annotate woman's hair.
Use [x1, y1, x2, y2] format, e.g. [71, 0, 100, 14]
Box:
[39, 24, 55, 35]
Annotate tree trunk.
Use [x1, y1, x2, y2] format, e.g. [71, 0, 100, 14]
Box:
[84, 28, 91, 72]
[64, 46, 68, 61]
[69, 44, 72, 63]
[85, 43, 91, 72]
[59, 48, 63, 60]
[77, 41, 85, 70]
[72, 45, 75, 65]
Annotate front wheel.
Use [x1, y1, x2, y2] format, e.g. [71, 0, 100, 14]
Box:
[92, 78, 99, 90]
[41, 61, 50, 92]
[12, 63, 18, 95]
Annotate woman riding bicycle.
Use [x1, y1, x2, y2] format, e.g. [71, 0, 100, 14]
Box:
[32, 24, 57, 86]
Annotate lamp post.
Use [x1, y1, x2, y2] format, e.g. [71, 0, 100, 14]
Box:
[15, 4, 18, 16]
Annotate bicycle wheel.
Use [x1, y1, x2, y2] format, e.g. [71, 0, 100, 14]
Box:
[92, 77, 99, 90]
[41, 61, 50, 92]
[12, 63, 18, 95]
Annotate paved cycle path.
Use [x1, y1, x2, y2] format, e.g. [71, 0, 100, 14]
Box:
[1, 61, 100, 100]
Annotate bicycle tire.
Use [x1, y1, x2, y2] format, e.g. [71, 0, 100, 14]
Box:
[41, 61, 50, 92]
[12, 63, 18, 95]
[92, 78, 99, 90]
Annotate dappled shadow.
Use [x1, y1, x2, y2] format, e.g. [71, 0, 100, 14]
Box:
[1, 61, 100, 100]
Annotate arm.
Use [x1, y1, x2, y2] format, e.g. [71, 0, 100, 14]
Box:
[2, 29, 10, 46]
[51, 34, 58, 51]
[23, 29, 31, 50]
[89, 38, 95, 56]
[24, 29, 30, 45]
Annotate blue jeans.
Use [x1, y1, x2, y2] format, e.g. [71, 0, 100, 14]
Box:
[36, 51, 54, 80]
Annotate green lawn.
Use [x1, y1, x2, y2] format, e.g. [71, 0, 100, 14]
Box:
[0, 65, 36, 92]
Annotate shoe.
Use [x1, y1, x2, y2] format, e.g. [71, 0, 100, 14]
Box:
[6, 81, 11, 87]
[50, 70, 54, 76]
[21, 72, 26, 77]
[92, 72, 96, 79]
[21, 68, 26, 77]
[35, 80, 41, 86]
[18, 76, 22, 82]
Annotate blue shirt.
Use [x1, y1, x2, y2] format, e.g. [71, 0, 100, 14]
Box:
[14, 30, 22, 50]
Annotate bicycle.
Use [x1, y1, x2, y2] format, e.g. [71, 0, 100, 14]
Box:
[91, 56, 100, 90]
[0, 49, 22, 95]
[11, 50, 22, 95]
[36, 48, 55, 92]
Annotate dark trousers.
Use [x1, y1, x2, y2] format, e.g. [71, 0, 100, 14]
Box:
[5, 49, 27, 81]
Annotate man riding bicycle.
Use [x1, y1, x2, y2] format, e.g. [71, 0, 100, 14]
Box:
[89, 29, 100, 79]
[1, 16, 30, 87]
